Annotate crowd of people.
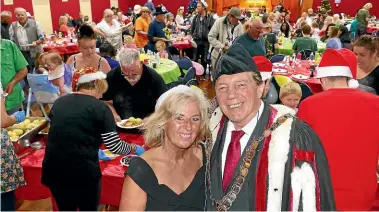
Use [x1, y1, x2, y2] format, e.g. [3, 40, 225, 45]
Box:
[1, 0, 379, 211]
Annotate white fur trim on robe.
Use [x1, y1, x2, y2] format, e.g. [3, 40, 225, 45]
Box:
[301, 163, 316, 212]
[291, 167, 302, 212]
[267, 104, 296, 211]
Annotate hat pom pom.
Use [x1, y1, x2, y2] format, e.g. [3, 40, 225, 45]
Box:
[348, 79, 359, 88]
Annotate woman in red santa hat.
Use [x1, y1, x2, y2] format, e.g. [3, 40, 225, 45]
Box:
[298, 48, 379, 211]
[41, 67, 145, 211]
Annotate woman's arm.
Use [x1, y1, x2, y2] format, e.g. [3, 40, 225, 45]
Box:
[99, 57, 111, 74]
[119, 176, 147, 211]
[1, 98, 16, 128]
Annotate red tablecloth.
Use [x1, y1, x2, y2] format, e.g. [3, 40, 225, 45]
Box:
[367, 26, 379, 34]
[43, 43, 80, 55]
[171, 37, 193, 50]
[273, 61, 323, 93]
[15, 132, 144, 207]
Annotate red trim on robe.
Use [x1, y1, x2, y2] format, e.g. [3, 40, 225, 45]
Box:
[255, 106, 278, 210]
[291, 146, 321, 211]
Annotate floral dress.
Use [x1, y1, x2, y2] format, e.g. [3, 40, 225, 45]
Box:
[0, 129, 26, 193]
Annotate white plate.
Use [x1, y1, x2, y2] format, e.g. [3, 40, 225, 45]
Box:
[273, 63, 286, 67]
[120, 154, 138, 166]
[273, 68, 288, 73]
[291, 74, 310, 80]
[117, 119, 144, 129]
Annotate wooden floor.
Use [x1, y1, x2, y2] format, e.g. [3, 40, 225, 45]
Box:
[16, 78, 214, 211]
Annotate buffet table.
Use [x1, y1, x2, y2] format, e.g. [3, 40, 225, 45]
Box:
[15, 132, 144, 209]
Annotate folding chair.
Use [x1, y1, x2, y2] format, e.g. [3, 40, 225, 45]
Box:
[298, 82, 313, 101]
[26, 73, 59, 118]
[298, 49, 315, 60]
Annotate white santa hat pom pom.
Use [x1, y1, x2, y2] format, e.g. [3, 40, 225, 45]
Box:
[348, 79, 359, 88]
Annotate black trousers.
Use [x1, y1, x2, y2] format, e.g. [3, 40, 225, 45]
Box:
[193, 41, 209, 77]
[48, 179, 101, 211]
[20, 51, 35, 73]
[1, 191, 15, 211]
[356, 24, 367, 38]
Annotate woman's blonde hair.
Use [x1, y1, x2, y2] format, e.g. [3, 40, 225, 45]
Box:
[363, 3, 372, 10]
[59, 15, 67, 26]
[279, 82, 302, 100]
[76, 79, 108, 94]
[156, 40, 166, 50]
[142, 88, 210, 148]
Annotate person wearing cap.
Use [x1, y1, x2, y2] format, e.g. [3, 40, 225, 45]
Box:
[132, 5, 142, 24]
[206, 43, 336, 211]
[147, 5, 169, 52]
[134, 7, 151, 49]
[42, 67, 145, 211]
[208, 7, 244, 69]
[297, 48, 379, 211]
[10, 7, 44, 72]
[232, 19, 266, 57]
[175, 6, 185, 26]
[190, 0, 215, 80]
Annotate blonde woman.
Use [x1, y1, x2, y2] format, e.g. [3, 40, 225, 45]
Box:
[58, 15, 72, 37]
[119, 85, 209, 211]
[42, 68, 145, 211]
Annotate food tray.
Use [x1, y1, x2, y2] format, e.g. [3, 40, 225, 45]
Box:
[7, 117, 48, 147]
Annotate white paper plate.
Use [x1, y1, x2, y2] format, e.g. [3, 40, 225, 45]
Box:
[117, 119, 144, 129]
[273, 63, 286, 67]
[291, 74, 310, 80]
[273, 68, 288, 73]
[120, 154, 138, 166]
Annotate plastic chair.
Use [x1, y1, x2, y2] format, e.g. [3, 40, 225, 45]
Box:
[298, 49, 314, 60]
[172, 56, 193, 77]
[26, 74, 59, 118]
[180, 67, 198, 86]
[298, 82, 313, 101]
[273, 75, 293, 87]
[270, 54, 286, 63]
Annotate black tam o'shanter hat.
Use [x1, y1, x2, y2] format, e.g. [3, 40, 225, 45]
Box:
[212, 43, 259, 82]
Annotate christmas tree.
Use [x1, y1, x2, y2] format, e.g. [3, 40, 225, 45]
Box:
[187, 0, 198, 13]
[317, 0, 332, 15]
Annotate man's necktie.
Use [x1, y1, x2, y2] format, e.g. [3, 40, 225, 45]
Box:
[222, 130, 245, 191]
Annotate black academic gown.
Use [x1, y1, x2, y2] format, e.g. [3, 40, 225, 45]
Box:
[206, 102, 336, 211]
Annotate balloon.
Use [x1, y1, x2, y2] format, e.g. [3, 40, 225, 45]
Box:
[266, 83, 278, 104]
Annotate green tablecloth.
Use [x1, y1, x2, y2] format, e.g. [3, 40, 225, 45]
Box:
[152, 58, 182, 84]
[277, 41, 326, 56]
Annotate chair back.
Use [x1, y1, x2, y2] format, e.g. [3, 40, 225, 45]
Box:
[270, 54, 286, 63]
[27, 74, 59, 104]
[183, 67, 196, 83]
[298, 49, 314, 60]
[173, 57, 193, 77]
[298, 81, 313, 101]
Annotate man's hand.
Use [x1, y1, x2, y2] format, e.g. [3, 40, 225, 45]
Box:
[4, 81, 15, 94]
[223, 45, 229, 52]
[114, 113, 121, 122]
[30, 41, 37, 48]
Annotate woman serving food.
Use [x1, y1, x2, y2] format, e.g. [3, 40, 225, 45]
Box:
[41, 67, 145, 211]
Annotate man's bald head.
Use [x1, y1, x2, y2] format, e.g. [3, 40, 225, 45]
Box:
[14, 7, 27, 24]
[247, 19, 263, 40]
[103, 9, 113, 17]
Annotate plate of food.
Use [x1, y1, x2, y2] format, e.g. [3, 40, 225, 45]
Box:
[120, 154, 138, 166]
[117, 117, 144, 129]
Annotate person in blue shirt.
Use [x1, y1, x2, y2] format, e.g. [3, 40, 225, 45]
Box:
[99, 41, 120, 70]
[147, 5, 169, 52]
[326, 26, 342, 50]
[144, 0, 155, 13]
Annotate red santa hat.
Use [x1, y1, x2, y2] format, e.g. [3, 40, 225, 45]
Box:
[253, 56, 273, 81]
[72, 67, 106, 91]
[315, 48, 359, 88]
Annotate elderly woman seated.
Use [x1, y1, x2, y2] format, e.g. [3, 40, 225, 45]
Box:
[119, 85, 209, 210]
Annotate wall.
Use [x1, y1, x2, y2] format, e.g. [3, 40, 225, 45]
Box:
[312, 0, 379, 17]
